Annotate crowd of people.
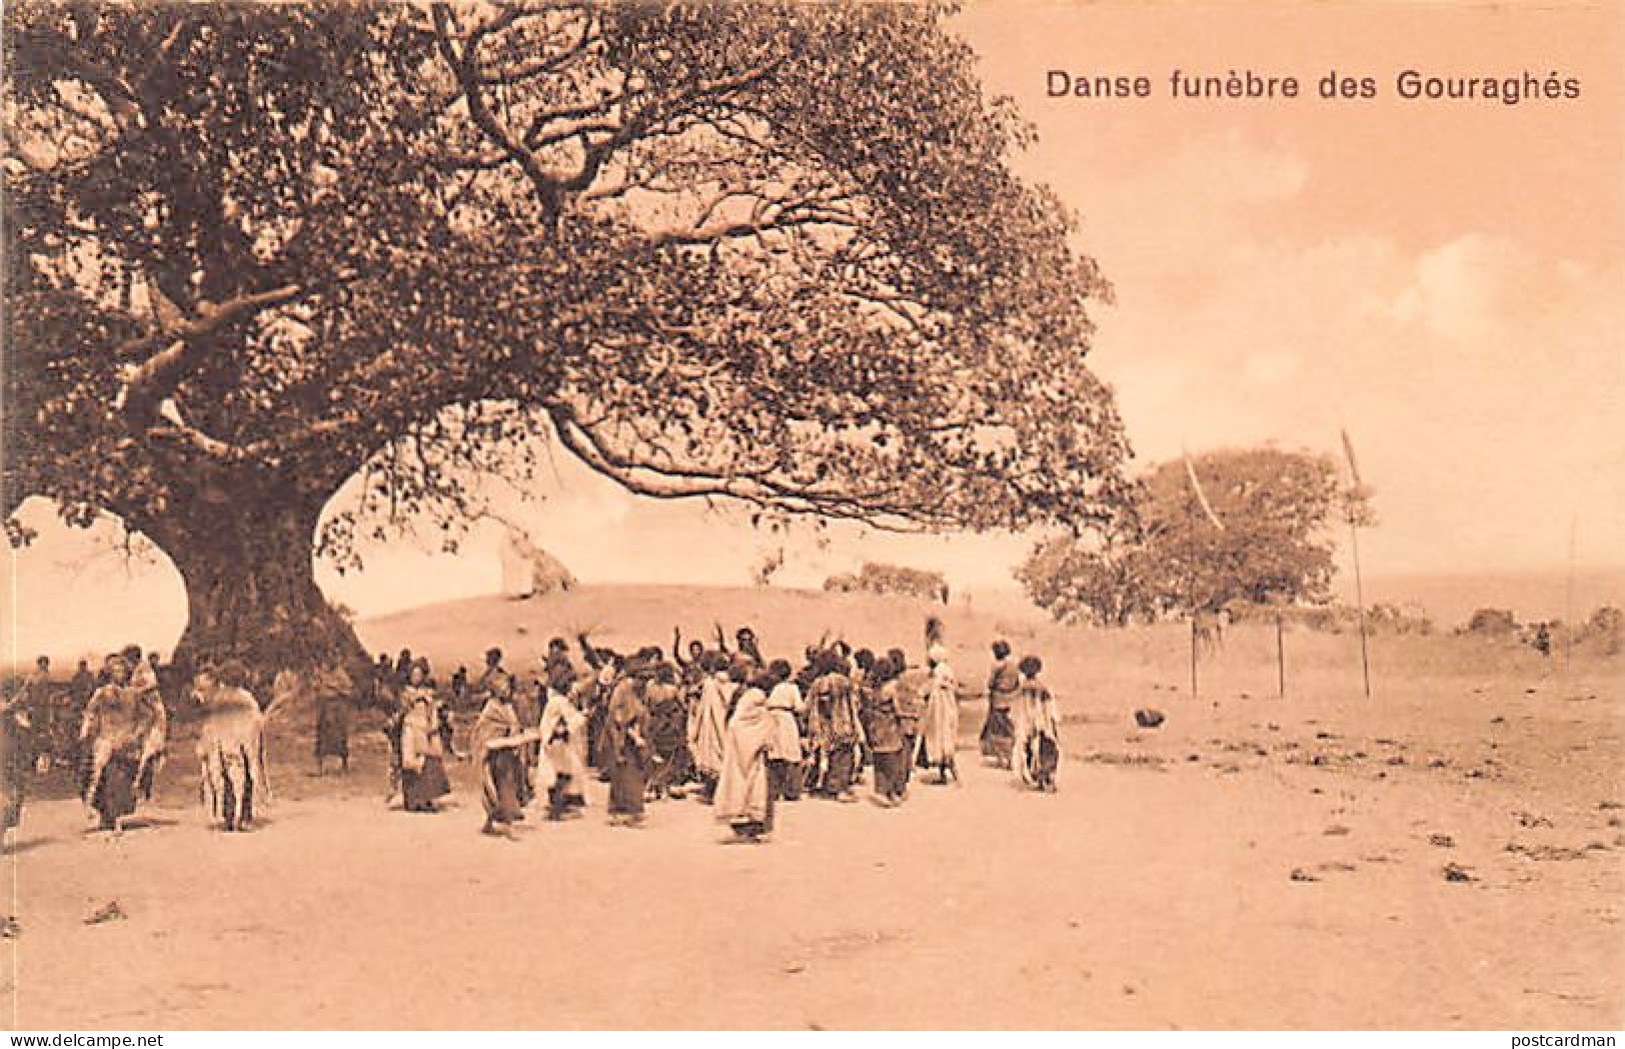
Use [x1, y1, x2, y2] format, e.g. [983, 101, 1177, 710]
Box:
[351, 616, 1063, 841]
[0, 617, 1063, 848]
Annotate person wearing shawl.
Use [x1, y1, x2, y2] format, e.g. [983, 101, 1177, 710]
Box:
[472, 672, 528, 836]
[1, 681, 36, 846]
[643, 663, 690, 799]
[78, 654, 167, 831]
[980, 640, 1020, 769]
[195, 660, 270, 832]
[890, 649, 928, 790]
[399, 667, 451, 812]
[919, 645, 960, 785]
[714, 675, 775, 841]
[602, 669, 652, 826]
[312, 662, 354, 775]
[1010, 655, 1061, 792]
[805, 654, 863, 801]
[864, 654, 908, 805]
[538, 670, 589, 820]
[510, 674, 545, 809]
[686, 651, 731, 803]
[764, 661, 804, 802]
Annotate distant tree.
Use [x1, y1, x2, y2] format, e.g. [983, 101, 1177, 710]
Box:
[1586, 606, 1622, 655]
[1014, 511, 1155, 626]
[1019, 447, 1360, 623]
[823, 562, 949, 604]
[4, 3, 1129, 677]
[1463, 609, 1518, 637]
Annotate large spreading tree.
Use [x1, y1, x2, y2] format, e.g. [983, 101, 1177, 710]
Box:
[4, 1, 1130, 677]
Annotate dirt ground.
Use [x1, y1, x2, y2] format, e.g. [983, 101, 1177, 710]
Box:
[3, 590, 1622, 1029]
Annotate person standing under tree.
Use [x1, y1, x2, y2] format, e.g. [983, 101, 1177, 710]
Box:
[79, 655, 167, 831]
[195, 661, 270, 833]
[313, 662, 354, 775]
[398, 667, 450, 813]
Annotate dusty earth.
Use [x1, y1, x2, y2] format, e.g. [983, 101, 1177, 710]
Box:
[3, 587, 1622, 1030]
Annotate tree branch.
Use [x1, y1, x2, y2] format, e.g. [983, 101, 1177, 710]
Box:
[119, 283, 305, 424]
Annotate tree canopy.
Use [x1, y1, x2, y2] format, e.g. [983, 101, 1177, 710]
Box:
[1019, 447, 1365, 626]
[3, 2, 1130, 674]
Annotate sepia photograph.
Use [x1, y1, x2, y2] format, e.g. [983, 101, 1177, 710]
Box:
[2, 0, 1622, 1033]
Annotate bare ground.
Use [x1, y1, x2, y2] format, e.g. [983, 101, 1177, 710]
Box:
[4, 588, 1621, 1029]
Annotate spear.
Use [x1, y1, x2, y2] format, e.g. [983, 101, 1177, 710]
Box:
[1341, 429, 1371, 699]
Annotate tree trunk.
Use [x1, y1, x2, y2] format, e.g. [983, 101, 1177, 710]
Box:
[148, 479, 366, 689]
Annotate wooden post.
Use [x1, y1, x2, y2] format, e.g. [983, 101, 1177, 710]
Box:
[1348, 514, 1371, 699]
[1276, 611, 1286, 698]
[1189, 612, 1199, 699]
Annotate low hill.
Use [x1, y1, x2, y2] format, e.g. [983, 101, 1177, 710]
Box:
[356, 583, 1605, 710]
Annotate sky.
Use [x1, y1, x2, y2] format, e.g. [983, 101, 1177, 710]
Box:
[5, 2, 1623, 659]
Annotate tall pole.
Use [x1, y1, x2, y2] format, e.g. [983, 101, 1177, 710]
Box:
[1341, 429, 1372, 699]
[1348, 511, 1371, 699]
[1276, 611, 1286, 699]
[1190, 611, 1199, 699]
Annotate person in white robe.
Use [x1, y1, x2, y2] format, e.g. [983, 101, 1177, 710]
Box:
[686, 654, 731, 801]
[194, 662, 270, 832]
[536, 676, 588, 819]
[919, 646, 960, 784]
[714, 682, 774, 841]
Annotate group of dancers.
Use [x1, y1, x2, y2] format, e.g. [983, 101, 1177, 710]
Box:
[368, 616, 1064, 841]
[0, 617, 1064, 847]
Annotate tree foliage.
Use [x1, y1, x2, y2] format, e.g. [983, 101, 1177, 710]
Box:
[3, 0, 1131, 675]
[3, 2, 1130, 671]
[1018, 447, 1364, 625]
[4, 1, 1128, 537]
